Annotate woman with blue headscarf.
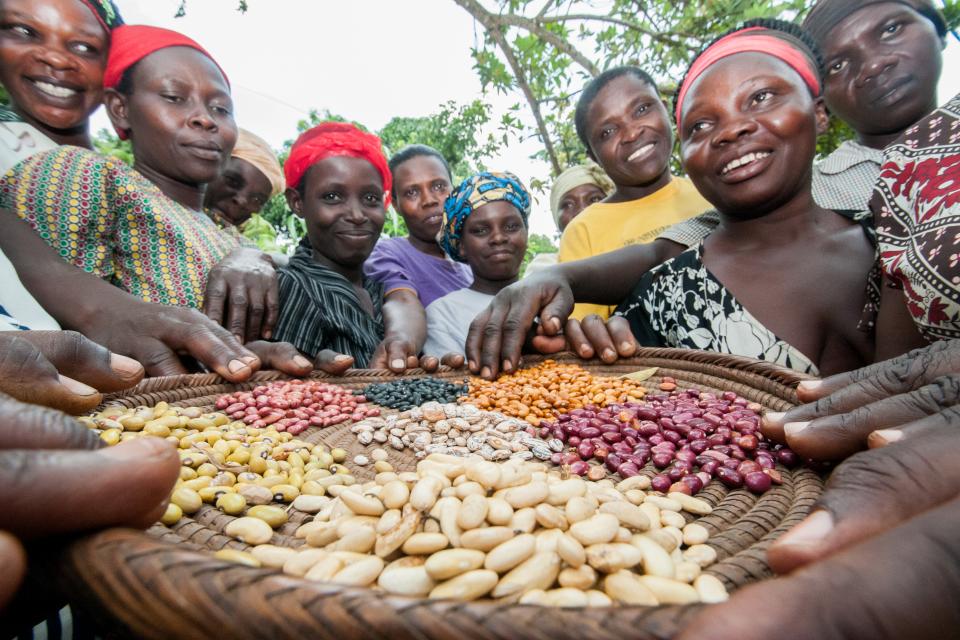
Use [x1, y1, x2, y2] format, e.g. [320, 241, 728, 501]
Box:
[424, 171, 531, 357]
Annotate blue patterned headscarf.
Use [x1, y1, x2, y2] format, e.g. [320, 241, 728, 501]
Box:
[439, 171, 531, 263]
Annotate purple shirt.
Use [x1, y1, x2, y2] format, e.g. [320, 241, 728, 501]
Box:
[364, 237, 473, 307]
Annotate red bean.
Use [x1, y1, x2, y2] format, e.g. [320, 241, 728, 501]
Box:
[744, 471, 772, 493]
[651, 474, 672, 492]
[569, 461, 590, 476]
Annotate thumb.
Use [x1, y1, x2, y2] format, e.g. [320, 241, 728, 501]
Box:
[315, 350, 354, 376]
[767, 424, 960, 574]
[538, 289, 574, 336]
[13, 330, 144, 392]
[0, 437, 180, 538]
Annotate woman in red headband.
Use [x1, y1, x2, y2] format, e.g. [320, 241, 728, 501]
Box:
[0, 24, 284, 344]
[273, 122, 460, 372]
[568, 20, 877, 375]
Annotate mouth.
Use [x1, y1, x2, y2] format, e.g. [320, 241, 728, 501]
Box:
[337, 230, 375, 241]
[184, 141, 223, 161]
[26, 77, 81, 100]
[627, 142, 657, 163]
[485, 249, 517, 260]
[869, 76, 912, 108]
[423, 214, 442, 226]
[720, 151, 772, 177]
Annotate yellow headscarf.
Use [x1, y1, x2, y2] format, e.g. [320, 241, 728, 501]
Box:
[232, 129, 285, 198]
[549, 163, 613, 227]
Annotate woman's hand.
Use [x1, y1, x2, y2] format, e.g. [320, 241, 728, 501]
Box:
[762, 340, 960, 459]
[561, 315, 640, 364]
[203, 247, 279, 342]
[368, 337, 466, 374]
[0, 331, 143, 414]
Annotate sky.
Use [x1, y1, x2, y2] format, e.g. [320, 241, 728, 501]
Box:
[95, 0, 960, 239]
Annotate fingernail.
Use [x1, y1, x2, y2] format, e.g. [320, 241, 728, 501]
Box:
[775, 510, 834, 548]
[549, 317, 561, 332]
[763, 411, 785, 425]
[602, 348, 616, 361]
[468, 360, 477, 371]
[58, 374, 98, 396]
[502, 360, 513, 373]
[391, 359, 405, 370]
[798, 380, 822, 393]
[98, 436, 173, 460]
[263, 331, 272, 339]
[293, 355, 312, 368]
[234, 334, 243, 343]
[334, 354, 352, 363]
[240, 356, 258, 365]
[228, 359, 250, 374]
[579, 346, 591, 358]
[109, 353, 143, 377]
[784, 421, 810, 437]
[481, 366, 491, 379]
[870, 429, 903, 446]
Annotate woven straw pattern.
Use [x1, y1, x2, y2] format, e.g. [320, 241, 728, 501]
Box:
[58, 350, 822, 639]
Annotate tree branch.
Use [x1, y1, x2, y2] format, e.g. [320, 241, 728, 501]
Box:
[540, 13, 701, 51]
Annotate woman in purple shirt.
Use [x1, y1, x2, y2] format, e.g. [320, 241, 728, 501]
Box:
[364, 145, 472, 307]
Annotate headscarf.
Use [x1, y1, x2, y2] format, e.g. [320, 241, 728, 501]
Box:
[232, 129, 284, 198]
[803, 0, 948, 54]
[549, 164, 613, 227]
[283, 122, 392, 207]
[675, 24, 821, 131]
[79, 0, 124, 32]
[440, 171, 531, 263]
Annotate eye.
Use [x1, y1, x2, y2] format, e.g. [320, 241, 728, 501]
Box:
[432, 181, 449, 193]
[560, 200, 573, 211]
[881, 21, 903, 38]
[506, 221, 522, 232]
[635, 103, 649, 116]
[70, 41, 100, 56]
[588, 194, 604, 204]
[598, 126, 614, 140]
[161, 93, 183, 104]
[321, 191, 342, 203]
[751, 90, 774, 106]
[689, 120, 710, 136]
[363, 192, 382, 205]
[827, 59, 848, 76]
[404, 187, 419, 199]
[470, 225, 488, 236]
[224, 175, 243, 189]
[4, 24, 35, 38]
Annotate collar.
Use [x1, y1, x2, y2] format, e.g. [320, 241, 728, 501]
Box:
[816, 140, 884, 175]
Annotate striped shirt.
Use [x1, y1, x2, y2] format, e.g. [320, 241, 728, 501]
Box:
[274, 238, 384, 367]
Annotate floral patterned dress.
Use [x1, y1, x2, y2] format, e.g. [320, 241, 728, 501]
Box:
[872, 92, 960, 341]
[615, 243, 819, 375]
[0, 146, 241, 308]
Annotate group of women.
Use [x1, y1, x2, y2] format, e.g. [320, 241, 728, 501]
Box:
[0, 0, 958, 637]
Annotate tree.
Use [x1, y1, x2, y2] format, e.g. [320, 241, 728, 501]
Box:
[521, 232, 558, 274]
[451, 0, 899, 176]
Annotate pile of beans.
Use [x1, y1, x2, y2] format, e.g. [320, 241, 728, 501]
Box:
[350, 401, 563, 462]
[221, 453, 728, 607]
[214, 380, 379, 435]
[82, 402, 357, 526]
[467, 361, 648, 427]
[538, 381, 797, 494]
[359, 378, 468, 411]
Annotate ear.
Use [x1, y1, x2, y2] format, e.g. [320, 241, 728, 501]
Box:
[813, 97, 830, 137]
[285, 187, 304, 218]
[102, 89, 132, 139]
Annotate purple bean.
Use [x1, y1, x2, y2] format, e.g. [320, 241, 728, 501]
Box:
[716, 467, 743, 489]
[744, 471, 772, 494]
[651, 474, 672, 492]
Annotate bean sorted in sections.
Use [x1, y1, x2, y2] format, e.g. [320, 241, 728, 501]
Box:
[359, 378, 468, 410]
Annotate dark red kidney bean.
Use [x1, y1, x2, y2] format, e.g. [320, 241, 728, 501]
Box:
[578, 440, 595, 460]
[716, 467, 743, 488]
[729, 446, 746, 461]
[695, 471, 712, 487]
[638, 422, 659, 437]
[580, 427, 601, 439]
[624, 436, 638, 448]
[651, 474, 672, 492]
[637, 408, 658, 421]
[622, 428, 639, 439]
[667, 466, 688, 482]
[737, 434, 758, 451]
[601, 431, 623, 444]
[689, 439, 709, 454]
[569, 461, 590, 476]
[764, 468, 783, 485]
[652, 452, 674, 469]
[707, 434, 727, 446]
[737, 460, 761, 476]
[669, 481, 693, 496]
[722, 458, 741, 471]
[712, 445, 731, 455]
[612, 442, 632, 455]
[567, 436, 581, 447]
[755, 455, 775, 470]
[605, 454, 623, 472]
[674, 449, 697, 465]
[687, 428, 706, 441]
[777, 448, 800, 467]
[561, 452, 580, 466]
[744, 471, 772, 493]
[681, 475, 704, 494]
[663, 430, 682, 444]
[550, 453, 563, 465]
[659, 418, 676, 432]
[617, 463, 640, 478]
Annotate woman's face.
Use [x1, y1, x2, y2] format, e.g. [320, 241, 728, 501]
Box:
[288, 156, 385, 270]
[0, 0, 107, 134]
[679, 53, 827, 218]
[105, 46, 237, 186]
[557, 183, 606, 231]
[206, 157, 273, 226]
[392, 154, 452, 244]
[585, 74, 673, 189]
[460, 200, 528, 283]
[821, 2, 943, 141]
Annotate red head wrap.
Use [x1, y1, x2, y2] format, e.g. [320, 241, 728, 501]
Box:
[675, 27, 821, 131]
[103, 25, 230, 140]
[284, 122, 393, 208]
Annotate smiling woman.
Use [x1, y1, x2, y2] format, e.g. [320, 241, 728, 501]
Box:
[605, 19, 876, 376]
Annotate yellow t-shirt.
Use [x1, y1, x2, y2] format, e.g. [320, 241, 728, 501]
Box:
[558, 176, 710, 320]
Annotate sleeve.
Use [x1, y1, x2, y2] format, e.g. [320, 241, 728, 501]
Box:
[363, 240, 419, 297]
[656, 210, 720, 247]
[423, 297, 469, 356]
[1, 147, 118, 280]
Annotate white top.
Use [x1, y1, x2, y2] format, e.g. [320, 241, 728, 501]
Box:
[423, 288, 494, 356]
[0, 117, 60, 331]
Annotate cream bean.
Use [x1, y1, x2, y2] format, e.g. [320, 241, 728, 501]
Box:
[459, 527, 513, 552]
[402, 532, 450, 555]
[490, 552, 560, 598]
[568, 513, 619, 546]
[424, 549, 486, 581]
[225, 517, 273, 545]
[484, 533, 536, 573]
[428, 569, 498, 601]
[694, 574, 729, 603]
[638, 575, 699, 604]
[603, 570, 658, 605]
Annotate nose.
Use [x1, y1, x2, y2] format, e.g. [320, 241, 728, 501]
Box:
[344, 198, 367, 224]
[188, 106, 218, 132]
[489, 226, 509, 245]
[622, 119, 644, 145]
[711, 116, 757, 146]
[34, 45, 76, 71]
[855, 54, 896, 88]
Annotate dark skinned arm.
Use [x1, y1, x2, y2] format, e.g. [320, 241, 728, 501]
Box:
[465, 239, 683, 378]
[203, 246, 280, 343]
[874, 275, 928, 362]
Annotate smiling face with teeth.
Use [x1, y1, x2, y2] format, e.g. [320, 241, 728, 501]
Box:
[0, 0, 108, 145]
[679, 53, 829, 219]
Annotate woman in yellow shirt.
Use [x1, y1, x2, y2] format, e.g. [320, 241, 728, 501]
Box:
[560, 66, 711, 319]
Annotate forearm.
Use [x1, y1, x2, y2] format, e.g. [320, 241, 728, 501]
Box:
[382, 289, 426, 352]
[563, 240, 683, 304]
[0, 211, 130, 333]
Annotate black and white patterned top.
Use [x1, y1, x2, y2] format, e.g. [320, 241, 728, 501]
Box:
[615, 243, 819, 375]
[274, 238, 385, 367]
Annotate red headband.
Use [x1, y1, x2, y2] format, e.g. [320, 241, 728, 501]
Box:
[284, 122, 393, 208]
[676, 28, 821, 130]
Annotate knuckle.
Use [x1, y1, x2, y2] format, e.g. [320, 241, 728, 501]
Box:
[911, 375, 960, 411]
[482, 324, 503, 340]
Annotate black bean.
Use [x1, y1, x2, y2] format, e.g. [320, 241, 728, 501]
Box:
[357, 378, 468, 410]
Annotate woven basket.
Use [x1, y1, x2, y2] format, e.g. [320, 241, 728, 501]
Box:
[57, 349, 821, 640]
